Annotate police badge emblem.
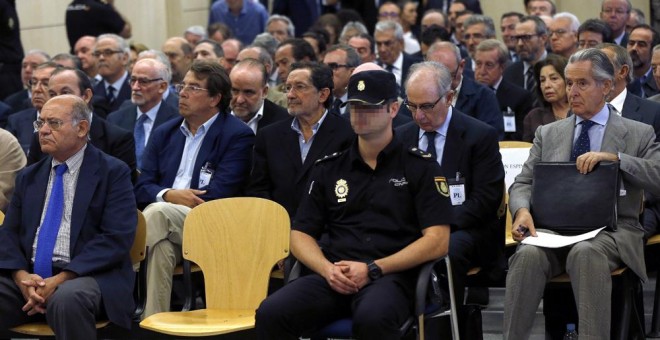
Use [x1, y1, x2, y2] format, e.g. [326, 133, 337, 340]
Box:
[434, 176, 449, 197]
[357, 80, 365, 91]
[335, 179, 349, 202]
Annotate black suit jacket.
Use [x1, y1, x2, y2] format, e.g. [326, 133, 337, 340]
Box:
[257, 99, 289, 132]
[395, 110, 504, 265]
[379, 52, 422, 98]
[3, 89, 30, 115]
[622, 92, 660, 142]
[456, 76, 504, 139]
[92, 75, 132, 118]
[247, 112, 354, 218]
[340, 0, 377, 35]
[6, 107, 36, 153]
[106, 101, 179, 136]
[496, 79, 535, 141]
[28, 115, 137, 177]
[503, 60, 542, 108]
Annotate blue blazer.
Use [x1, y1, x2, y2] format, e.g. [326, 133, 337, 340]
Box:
[0, 144, 137, 328]
[6, 107, 36, 153]
[455, 76, 504, 140]
[135, 112, 255, 208]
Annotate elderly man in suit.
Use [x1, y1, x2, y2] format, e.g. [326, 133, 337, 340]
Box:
[135, 60, 254, 318]
[229, 58, 289, 134]
[375, 20, 422, 97]
[0, 95, 137, 339]
[504, 48, 660, 339]
[107, 58, 178, 169]
[26, 68, 137, 180]
[397, 61, 504, 338]
[91, 34, 132, 117]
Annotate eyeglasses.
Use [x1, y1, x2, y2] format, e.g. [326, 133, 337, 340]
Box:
[175, 83, 209, 94]
[33, 118, 76, 131]
[512, 34, 541, 43]
[92, 49, 124, 58]
[549, 29, 570, 37]
[28, 78, 49, 89]
[379, 11, 399, 18]
[326, 62, 349, 71]
[601, 8, 628, 15]
[376, 40, 396, 48]
[130, 77, 163, 86]
[404, 96, 444, 113]
[463, 33, 485, 41]
[284, 83, 313, 93]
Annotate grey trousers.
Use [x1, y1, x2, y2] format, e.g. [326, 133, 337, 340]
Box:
[503, 231, 623, 340]
[0, 273, 103, 340]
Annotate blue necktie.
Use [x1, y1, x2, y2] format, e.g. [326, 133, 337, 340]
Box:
[106, 85, 116, 104]
[33, 164, 68, 278]
[570, 120, 596, 161]
[425, 131, 437, 158]
[134, 114, 149, 169]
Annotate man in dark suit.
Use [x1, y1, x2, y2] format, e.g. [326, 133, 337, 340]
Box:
[427, 41, 504, 139]
[323, 45, 360, 116]
[2, 50, 51, 120]
[272, 0, 334, 37]
[599, 43, 660, 142]
[135, 60, 254, 318]
[229, 58, 289, 134]
[626, 25, 660, 98]
[91, 33, 132, 118]
[475, 39, 535, 141]
[26, 68, 137, 180]
[7, 62, 58, 154]
[600, 0, 630, 47]
[247, 61, 354, 220]
[397, 61, 504, 339]
[107, 58, 178, 169]
[375, 20, 422, 97]
[0, 95, 137, 339]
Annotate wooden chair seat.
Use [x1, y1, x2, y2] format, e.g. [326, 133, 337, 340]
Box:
[11, 320, 110, 336]
[140, 309, 255, 336]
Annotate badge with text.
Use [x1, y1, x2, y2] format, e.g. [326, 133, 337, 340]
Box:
[335, 179, 349, 202]
[434, 176, 449, 197]
[503, 107, 516, 133]
[447, 173, 466, 206]
[198, 162, 214, 188]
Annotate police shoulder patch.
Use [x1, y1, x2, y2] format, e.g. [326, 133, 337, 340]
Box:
[315, 151, 344, 164]
[408, 147, 433, 160]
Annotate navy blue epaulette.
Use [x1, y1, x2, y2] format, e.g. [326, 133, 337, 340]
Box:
[408, 147, 434, 160]
[315, 151, 344, 164]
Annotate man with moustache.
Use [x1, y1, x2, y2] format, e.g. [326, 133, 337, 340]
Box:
[626, 24, 660, 98]
[229, 58, 288, 134]
[107, 58, 178, 169]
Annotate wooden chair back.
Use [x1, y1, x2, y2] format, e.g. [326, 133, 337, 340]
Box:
[498, 141, 533, 247]
[131, 210, 147, 264]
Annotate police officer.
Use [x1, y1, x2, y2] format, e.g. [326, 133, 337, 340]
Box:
[255, 69, 454, 340]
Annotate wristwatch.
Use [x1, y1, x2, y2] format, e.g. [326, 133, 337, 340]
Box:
[367, 261, 383, 280]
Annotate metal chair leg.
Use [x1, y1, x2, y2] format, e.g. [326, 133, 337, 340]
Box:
[445, 257, 460, 340]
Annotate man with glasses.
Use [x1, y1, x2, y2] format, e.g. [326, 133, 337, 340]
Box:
[549, 12, 579, 58]
[323, 45, 360, 116]
[246, 61, 353, 223]
[0, 94, 137, 339]
[577, 18, 613, 50]
[91, 34, 131, 117]
[256, 66, 453, 340]
[503, 16, 549, 106]
[397, 60, 504, 338]
[375, 20, 421, 96]
[600, 0, 632, 47]
[136, 60, 254, 318]
[378, 1, 420, 55]
[3, 50, 50, 119]
[426, 41, 504, 139]
[228, 58, 288, 134]
[7, 62, 58, 154]
[505, 47, 660, 339]
[107, 58, 178, 169]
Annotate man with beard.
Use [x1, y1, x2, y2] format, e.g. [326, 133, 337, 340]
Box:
[626, 24, 660, 98]
[107, 58, 178, 169]
[228, 58, 288, 134]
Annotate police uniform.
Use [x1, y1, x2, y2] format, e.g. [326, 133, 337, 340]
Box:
[255, 134, 454, 339]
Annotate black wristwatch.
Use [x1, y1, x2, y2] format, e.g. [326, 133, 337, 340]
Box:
[367, 261, 383, 280]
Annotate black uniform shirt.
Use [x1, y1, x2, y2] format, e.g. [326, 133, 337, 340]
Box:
[294, 134, 454, 263]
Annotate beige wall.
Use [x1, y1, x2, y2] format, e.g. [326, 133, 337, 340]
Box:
[17, 0, 652, 56]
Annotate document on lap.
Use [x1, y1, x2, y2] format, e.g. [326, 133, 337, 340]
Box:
[521, 227, 607, 248]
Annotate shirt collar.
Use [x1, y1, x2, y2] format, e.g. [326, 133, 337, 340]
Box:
[608, 87, 627, 115]
[52, 143, 87, 176]
[137, 101, 162, 122]
[105, 71, 128, 93]
[180, 112, 220, 137]
[417, 106, 453, 139]
[575, 104, 609, 127]
[291, 110, 328, 136]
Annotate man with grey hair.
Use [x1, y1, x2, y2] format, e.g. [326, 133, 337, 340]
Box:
[236, 45, 287, 107]
[323, 44, 361, 116]
[375, 20, 422, 94]
[626, 8, 645, 34]
[397, 59, 504, 339]
[598, 43, 660, 141]
[3, 50, 51, 118]
[475, 39, 535, 140]
[462, 14, 496, 74]
[266, 14, 295, 43]
[426, 41, 504, 139]
[338, 21, 368, 44]
[136, 49, 179, 109]
[549, 12, 579, 58]
[92, 33, 131, 116]
[183, 25, 206, 46]
[107, 58, 179, 169]
[600, 0, 632, 46]
[503, 16, 549, 105]
[505, 48, 660, 339]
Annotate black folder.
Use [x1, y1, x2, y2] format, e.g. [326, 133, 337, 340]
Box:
[530, 161, 619, 235]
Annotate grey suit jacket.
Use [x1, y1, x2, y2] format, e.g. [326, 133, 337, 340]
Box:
[509, 108, 660, 281]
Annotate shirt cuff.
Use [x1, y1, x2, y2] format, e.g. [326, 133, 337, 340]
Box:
[157, 188, 170, 202]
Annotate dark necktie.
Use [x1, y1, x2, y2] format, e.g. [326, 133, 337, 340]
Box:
[525, 67, 536, 91]
[33, 164, 68, 278]
[134, 114, 149, 169]
[570, 120, 596, 161]
[385, 64, 394, 73]
[425, 131, 437, 158]
[106, 85, 116, 104]
[330, 98, 342, 116]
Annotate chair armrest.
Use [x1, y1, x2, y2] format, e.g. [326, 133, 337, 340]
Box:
[132, 245, 149, 320]
[414, 257, 443, 317]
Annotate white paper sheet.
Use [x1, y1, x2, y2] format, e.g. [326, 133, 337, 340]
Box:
[520, 227, 607, 248]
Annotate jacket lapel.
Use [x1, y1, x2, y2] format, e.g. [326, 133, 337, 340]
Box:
[69, 145, 100, 250]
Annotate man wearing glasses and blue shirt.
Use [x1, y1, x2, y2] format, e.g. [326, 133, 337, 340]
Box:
[135, 59, 254, 318]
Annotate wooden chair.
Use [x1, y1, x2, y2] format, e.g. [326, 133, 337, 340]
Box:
[10, 210, 148, 336]
[139, 197, 290, 337]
